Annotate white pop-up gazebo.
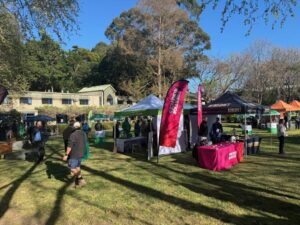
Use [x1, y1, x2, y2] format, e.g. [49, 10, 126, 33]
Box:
[115, 94, 187, 157]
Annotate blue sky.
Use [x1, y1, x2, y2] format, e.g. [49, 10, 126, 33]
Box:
[65, 0, 300, 57]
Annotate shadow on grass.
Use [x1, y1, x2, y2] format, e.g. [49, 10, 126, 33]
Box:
[45, 161, 70, 182]
[0, 162, 38, 219]
[146, 163, 300, 224]
[88, 137, 114, 152]
[0, 146, 61, 219]
[81, 165, 292, 225]
[44, 179, 73, 225]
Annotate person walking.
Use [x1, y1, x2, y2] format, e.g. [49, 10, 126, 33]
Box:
[62, 120, 75, 152]
[277, 119, 287, 154]
[63, 122, 87, 188]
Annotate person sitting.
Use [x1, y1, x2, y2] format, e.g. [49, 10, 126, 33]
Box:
[210, 117, 223, 144]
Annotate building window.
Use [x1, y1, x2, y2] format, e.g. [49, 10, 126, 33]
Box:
[42, 98, 53, 105]
[20, 97, 32, 105]
[80, 99, 89, 105]
[107, 94, 113, 105]
[62, 99, 72, 105]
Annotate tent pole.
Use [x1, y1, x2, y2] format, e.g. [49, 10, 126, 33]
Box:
[113, 121, 117, 153]
[244, 113, 247, 156]
[270, 114, 272, 151]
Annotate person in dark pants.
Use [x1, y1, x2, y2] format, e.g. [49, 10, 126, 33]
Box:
[63, 120, 75, 152]
[277, 119, 287, 154]
[32, 121, 49, 164]
[63, 122, 87, 188]
[295, 115, 300, 129]
[134, 119, 141, 137]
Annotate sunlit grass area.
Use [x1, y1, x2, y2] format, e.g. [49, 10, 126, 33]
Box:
[0, 126, 299, 225]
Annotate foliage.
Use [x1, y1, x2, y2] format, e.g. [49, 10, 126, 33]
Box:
[196, 0, 298, 35]
[65, 46, 102, 92]
[0, 10, 28, 92]
[35, 105, 120, 118]
[105, 0, 210, 97]
[0, 0, 79, 41]
[0, 0, 79, 93]
[23, 33, 67, 91]
[8, 109, 21, 122]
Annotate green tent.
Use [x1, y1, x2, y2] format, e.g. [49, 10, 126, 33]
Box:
[92, 114, 109, 120]
[262, 109, 280, 116]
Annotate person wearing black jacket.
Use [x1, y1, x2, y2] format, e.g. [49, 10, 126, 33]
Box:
[198, 119, 208, 138]
[210, 117, 223, 144]
[63, 121, 75, 152]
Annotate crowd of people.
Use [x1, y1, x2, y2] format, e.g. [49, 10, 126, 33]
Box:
[113, 117, 152, 139]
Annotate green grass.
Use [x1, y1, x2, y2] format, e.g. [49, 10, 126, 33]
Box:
[0, 126, 300, 225]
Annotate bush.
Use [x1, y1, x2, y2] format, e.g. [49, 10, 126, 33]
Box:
[102, 121, 114, 130]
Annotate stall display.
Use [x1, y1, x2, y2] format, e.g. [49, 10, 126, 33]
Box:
[116, 136, 147, 153]
[197, 142, 244, 171]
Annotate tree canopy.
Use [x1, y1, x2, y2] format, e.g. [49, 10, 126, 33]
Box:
[105, 0, 210, 97]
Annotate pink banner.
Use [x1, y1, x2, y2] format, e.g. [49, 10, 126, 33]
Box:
[198, 84, 203, 128]
[159, 80, 189, 148]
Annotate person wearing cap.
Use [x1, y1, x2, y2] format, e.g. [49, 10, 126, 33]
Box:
[63, 122, 87, 188]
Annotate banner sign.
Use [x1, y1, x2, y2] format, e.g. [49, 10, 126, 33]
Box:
[0, 84, 8, 105]
[159, 80, 189, 148]
[198, 84, 203, 128]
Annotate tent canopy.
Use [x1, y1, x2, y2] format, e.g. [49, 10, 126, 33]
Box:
[25, 115, 55, 122]
[271, 100, 299, 112]
[115, 94, 164, 117]
[290, 100, 300, 110]
[262, 109, 280, 116]
[191, 91, 267, 115]
[92, 113, 110, 120]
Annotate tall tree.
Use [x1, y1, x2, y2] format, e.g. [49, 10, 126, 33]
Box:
[106, 0, 210, 97]
[65, 46, 101, 92]
[0, 9, 27, 92]
[23, 33, 67, 91]
[0, 0, 79, 92]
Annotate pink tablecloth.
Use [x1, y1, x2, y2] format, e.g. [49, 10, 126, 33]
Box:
[197, 142, 243, 171]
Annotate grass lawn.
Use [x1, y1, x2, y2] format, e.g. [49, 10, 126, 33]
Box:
[0, 126, 299, 225]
